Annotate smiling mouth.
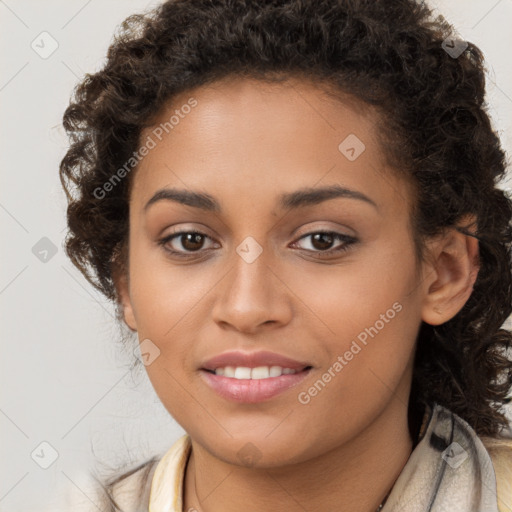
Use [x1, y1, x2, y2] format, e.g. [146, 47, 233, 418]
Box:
[200, 365, 313, 403]
[203, 365, 313, 379]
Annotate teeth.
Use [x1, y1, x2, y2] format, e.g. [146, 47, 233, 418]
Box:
[251, 366, 270, 379]
[269, 365, 283, 377]
[223, 366, 236, 378]
[234, 367, 251, 379]
[213, 365, 299, 379]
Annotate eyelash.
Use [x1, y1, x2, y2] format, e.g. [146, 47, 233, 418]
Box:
[157, 229, 358, 259]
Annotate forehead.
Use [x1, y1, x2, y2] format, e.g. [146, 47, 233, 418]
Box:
[132, 76, 413, 218]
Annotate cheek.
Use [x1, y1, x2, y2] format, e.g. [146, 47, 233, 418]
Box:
[290, 241, 419, 339]
[289, 242, 421, 404]
[127, 234, 214, 337]
[290, 278, 419, 454]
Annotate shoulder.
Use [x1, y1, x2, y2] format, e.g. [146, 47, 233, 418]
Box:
[58, 457, 161, 512]
[55, 436, 191, 512]
[480, 435, 512, 512]
[107, 456, 160, 512]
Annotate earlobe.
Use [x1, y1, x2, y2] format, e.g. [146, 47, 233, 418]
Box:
[113, 267, 138, 332]
[421, 221, 480, 326]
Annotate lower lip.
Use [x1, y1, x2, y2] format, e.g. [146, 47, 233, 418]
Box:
[200, 368, 312, 403]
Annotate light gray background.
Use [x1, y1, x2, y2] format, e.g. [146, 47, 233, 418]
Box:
[1, 1, 511, 510]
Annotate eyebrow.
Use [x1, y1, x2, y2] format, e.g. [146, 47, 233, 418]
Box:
[144, 184, 378, 213]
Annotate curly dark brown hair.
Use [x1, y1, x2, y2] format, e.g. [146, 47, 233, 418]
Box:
[60, 0, 512, 451]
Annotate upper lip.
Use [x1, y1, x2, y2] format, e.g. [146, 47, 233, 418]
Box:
[200, 350, 312, 371]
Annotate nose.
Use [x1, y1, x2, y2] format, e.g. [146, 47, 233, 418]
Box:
[211, 243, 293, 334]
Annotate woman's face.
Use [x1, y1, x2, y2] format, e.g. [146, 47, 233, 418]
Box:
[119, 76, 430, 467]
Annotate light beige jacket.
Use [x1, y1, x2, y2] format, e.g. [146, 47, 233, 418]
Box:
[66, 405, 512, 511]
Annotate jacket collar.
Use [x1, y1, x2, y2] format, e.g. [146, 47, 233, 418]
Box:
[148, 404, 499, 512]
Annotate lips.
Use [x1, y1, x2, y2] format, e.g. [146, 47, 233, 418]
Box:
[200, 350, 311, 372]
[199, 350, 313, 403]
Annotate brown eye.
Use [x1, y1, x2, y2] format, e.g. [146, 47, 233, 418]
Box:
[179, 232, 206, 251]
[158, 230, 217, 257]
[310, 233, 335, 250]
[293, 231, 357, 257]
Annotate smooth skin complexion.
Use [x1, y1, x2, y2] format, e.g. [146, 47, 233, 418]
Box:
[115, 76, 479, 512]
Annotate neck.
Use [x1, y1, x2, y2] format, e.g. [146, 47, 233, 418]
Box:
[183, 398, 413, 512]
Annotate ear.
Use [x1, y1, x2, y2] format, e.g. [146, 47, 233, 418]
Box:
[421, 216, 480, 326]
[112, 263, 138, 332]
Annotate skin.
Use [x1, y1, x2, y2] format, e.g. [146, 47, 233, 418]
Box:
[115, 76, 479, 512]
